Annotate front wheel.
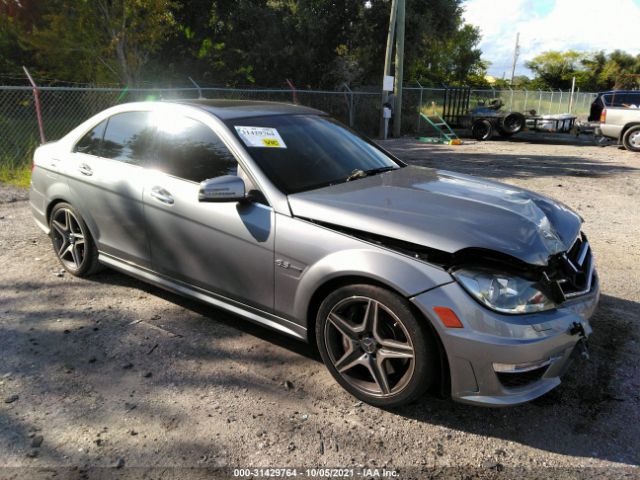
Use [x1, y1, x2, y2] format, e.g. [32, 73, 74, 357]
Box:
[49, 202, 101, 276]
[622, 126, 640, 152]
[316, 284, 436, 407]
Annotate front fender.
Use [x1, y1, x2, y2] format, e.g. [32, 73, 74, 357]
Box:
[291, 248, 453, 323]
[274, 214, 453, 326]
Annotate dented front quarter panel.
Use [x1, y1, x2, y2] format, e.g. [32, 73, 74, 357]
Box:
[273, 213, 454, 326]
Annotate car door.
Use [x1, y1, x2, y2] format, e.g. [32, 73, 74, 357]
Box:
[65, 111, 154, 267]
[142, 114, 274, 311]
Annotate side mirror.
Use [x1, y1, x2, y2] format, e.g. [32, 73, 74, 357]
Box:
[198, 175, 246, 202]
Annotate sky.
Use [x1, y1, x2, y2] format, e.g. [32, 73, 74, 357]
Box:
[462, 0, 640, 78]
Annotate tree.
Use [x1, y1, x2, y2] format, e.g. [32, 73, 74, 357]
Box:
[526, 49, 640, 91]
[1, 0, 489, 88]
[26, 0, 178, 85]
[526, 50, 583, 90]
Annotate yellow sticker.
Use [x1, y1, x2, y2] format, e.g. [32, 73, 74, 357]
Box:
[234, 126, 287, 149]
[262, 138, 280, 147]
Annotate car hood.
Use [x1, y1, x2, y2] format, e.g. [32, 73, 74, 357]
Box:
[288, 166, 582, 266]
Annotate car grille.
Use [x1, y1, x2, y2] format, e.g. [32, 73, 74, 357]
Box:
[497, 366, 548, 389]
[554, 233, 596, 300]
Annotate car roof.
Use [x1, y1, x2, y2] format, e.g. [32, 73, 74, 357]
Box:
[597, 90, 640, 96]
[167, 99, 326, 120]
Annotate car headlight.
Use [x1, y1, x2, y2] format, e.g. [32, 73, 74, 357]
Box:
[452, 268, 556, 314]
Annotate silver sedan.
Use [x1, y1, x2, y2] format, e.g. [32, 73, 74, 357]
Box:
[29, 100, 599, 407]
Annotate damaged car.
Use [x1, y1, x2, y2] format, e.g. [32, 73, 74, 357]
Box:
[29, 100, 599, 407]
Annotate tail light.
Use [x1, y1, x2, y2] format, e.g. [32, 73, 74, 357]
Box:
[600, 109, 607, 123]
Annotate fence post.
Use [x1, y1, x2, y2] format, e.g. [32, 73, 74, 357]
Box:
[558, 89, 563, 114]
[188, 77, 203, 99]
[416, 81, 423, 132]
[23, 66, 46, 144]
[523, 89, 529, 112]
[536, 90, 542, 115]
[342, 83, 354, 128]
[285, 78, 298, 104]
[508, 86, 514, 110]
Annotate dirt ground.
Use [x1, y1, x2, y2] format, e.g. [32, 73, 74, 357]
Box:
[0, 133, 639, 479]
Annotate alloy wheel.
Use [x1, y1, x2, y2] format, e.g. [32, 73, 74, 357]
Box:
[51, 208, 86, 271]
[323, 296, 415, 398]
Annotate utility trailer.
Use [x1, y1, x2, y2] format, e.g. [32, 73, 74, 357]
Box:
[441, 87, 576, 141]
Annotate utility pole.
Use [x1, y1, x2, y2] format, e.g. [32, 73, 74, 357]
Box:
[392, 0, 405, 138]
[378, 0, 398, 138]
[510, 32, 520, 86]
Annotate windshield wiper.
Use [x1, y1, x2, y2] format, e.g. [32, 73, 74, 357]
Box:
[364, 166, 398, 175]
[345, 169, 367, 182]
[345, 166, 398, 182]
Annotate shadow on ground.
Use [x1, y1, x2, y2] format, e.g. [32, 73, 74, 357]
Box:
[3, 256, 637, 466]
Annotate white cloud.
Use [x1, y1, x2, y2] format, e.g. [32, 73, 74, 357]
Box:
[463, 0, 640, 78]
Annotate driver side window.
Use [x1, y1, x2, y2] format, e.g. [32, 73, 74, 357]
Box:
[151, 116, 238, 183]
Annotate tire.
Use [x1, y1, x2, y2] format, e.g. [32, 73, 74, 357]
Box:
[49, 202, 101, 277]
[471, 119, 493, 141]
[500, 112, 525, 134]
[316, 284, 436, 408]
[622, 125, 640, 152]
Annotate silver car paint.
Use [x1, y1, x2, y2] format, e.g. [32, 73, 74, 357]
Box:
[142, 171, 275, 310]
[30, 100, 599, 406]
[273, 213, 453, 325]
[411, 278, 599, 406]
[66, 153, 150, 267]
[288, 166, 582, 266]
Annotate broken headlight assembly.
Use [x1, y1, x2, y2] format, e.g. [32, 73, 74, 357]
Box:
[452, 268, 556, 314]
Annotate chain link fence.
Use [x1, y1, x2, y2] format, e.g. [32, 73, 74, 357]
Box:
[0, 84, 597, 169]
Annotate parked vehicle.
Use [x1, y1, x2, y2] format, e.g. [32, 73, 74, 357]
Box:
[592, 90, 640, 152]
[588, 90, 640, 122]
[30, 100, 599, 407]
[440, 88, 576, 141]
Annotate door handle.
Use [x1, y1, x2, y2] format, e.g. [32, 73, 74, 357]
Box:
[150, 186, 174, 205]
[78, 163, 93, 176]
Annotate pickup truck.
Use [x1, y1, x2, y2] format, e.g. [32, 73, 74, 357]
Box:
[592, 91, 640, 152]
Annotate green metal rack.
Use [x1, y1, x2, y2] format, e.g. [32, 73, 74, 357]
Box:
[417, 113, 461, 144]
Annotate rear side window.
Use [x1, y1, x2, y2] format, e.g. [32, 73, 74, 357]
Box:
[101, 111, 155, 165]
[151, 116, 237, 182]
[603, 93, 640, 107]
[74, 120, 107, 155]
[623, 93, 640, 106]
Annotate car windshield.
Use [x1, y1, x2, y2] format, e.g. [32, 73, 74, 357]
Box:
[225, 114, 401, 194]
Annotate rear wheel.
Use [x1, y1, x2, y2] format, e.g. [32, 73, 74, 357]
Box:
[49, 202, 101, 276]
[500, 112, 525, 135]
[622, 126, 640, 152]
[316, 284, 436, 407]
[471, 119, 493, 141]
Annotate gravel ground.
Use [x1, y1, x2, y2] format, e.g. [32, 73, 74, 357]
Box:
[0, 133, 639, 479]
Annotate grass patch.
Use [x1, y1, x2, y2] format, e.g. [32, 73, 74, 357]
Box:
[0, 164, 31, 189]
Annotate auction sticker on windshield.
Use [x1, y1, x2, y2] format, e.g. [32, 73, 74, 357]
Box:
[235, 126, 287, 148]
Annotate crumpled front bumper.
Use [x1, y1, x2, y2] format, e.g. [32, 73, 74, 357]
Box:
[411, 273, 600, 407]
